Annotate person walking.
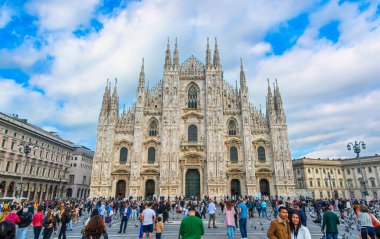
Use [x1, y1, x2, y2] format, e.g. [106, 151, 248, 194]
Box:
[179, 206, 204, 239]
[358, 205, 375, 239]
[33, 206, 45, 239]
[199, 203, 207, 220]
[295, 204, 307, 227]
[42, 209, 56, 239]
[261, 200, 268, 218]
[224, 201, 236, 239]
[16, 207, 32, 239]
[141, 202, 156, 239]
[58, 208, 71, 239]
[289, 211, 311, 239]
[155, 216, 164, 239]
[207, 199, 217, 229]
[268, 206, 291, 239]
[237, 199, 248, 239]
[118, 202, 131, 234]
[321, 206, 340, 239]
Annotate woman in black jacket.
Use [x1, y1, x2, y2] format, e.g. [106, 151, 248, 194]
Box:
[58, 207, 71, 239]
[17, 208, 32, 239]
[42, 209, 56, 239]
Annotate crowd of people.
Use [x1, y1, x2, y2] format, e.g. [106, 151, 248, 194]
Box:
[0, 196, 379, 239]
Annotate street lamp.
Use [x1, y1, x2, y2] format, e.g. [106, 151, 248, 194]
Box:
[347, 140, 367, 196]
[345, 180, 354, 199]
[17, 142, 38, 198]
[58, 168, 67, 199]
[298, 177, 307, 199]
[325, 172, 334, 198]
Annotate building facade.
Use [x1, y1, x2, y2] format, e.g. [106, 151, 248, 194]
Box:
[0, 112, 73, 200]
[66, 146, 94, 199]
[90, 39, 295, 199]
[292, 155, 380, 199]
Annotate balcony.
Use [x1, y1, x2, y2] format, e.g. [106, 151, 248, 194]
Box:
[180, 140, 205, 151]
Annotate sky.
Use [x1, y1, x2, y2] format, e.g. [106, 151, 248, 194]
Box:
[0, 0, 379, 159]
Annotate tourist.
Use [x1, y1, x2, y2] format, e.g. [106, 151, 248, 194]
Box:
[179, 206, 204, 239]
[0, 221, 16, 239]
[98, 201, 105, 219]
[256, 200, 262, 217]
[237, 199, 248, 239]
[289, 211, 311, 239]
[82, 215, 108, 239]
[16, 207, 32, 239]
[267, 206, 291, 239]
[58, 208, 71, 239]
[42, 209, 56, 239]
[199, 203, 207, 219]
[33, 206, 44, 239]
[358, 205, 375, 239]
[207, 199, 217, 229]
[321, 206, 340, 239]
[261, 200, 268, 218]
[295, 204, 307, 227]
[224, 201, 236, 239]
[155, 216, 164, 239]
[0, 204, 10, 221]
[118, 201, 131, 234]
[141, 202, 156, 239]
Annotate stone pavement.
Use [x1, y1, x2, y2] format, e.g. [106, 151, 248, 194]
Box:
[25, 207, 360, 239]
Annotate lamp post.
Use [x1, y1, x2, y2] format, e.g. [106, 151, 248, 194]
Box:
[325, 172, 334, 198]
[345, 180, 353, 199]
[58, 168, 67, 199]
[347, 141, 367, 196]
[17, 142, 38, 198]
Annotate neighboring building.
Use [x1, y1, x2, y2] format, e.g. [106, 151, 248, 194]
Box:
[66, 145, 94, 199]
[0, 112, 74, 200]
[292, 155, 380, 199]
[90, 39, 295, 199]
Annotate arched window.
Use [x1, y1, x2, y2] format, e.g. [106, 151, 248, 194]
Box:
[119, 147, 128, 164]
[148, 147, 156, 163]
[188, 124, 198, 141]
[188, 85, 198, 109]
[230, 146, 238, 162]
[228, 120, 237, 135]
[149, 121, 158, 136]
[258, 146, 266, 162]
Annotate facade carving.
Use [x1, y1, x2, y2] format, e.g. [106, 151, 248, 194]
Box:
[90, 38, 295, 198]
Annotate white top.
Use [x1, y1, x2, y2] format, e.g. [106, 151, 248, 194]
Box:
[208, 202, 216, 214]
[359, 212, 373, 227]
[291, 225, 312, 239]
[346, 202, 351, 209]
[142, 208, 156, 225]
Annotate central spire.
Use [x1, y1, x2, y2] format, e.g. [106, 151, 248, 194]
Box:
[139, 58, 145, 88]
[173, 37, 179, 68]
[164, 38, 172, 70]
[213, 37, 221, 69]
[240, 58, 246, 87]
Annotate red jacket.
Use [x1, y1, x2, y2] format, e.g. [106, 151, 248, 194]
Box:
[4, 212, 21, 225]
[33, 212, 44, 227]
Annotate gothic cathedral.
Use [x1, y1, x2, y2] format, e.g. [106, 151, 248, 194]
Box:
[90, 38, 295, 199]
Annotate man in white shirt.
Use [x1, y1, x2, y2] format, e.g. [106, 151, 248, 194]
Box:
[207, 199, 217, 228]
[141, 202, 156, 239]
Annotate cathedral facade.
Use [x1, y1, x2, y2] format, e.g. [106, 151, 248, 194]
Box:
[90, 39, 295, 199]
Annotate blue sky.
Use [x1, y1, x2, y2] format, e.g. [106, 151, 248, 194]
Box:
[0, 0, 379, 159]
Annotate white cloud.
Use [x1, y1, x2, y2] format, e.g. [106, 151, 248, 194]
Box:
[1, 0, 380, 157]
[25, 0, 99, 31]
[0, 4, 12, 28]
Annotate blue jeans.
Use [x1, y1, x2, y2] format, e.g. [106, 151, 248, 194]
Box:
[68, 219, 73, 230]
[227, 225, 235, 239]
[239, 218, 247, 238]
[326, 232, 338, 239]
[262, 207, 267, 217]
[17, 227, 28, 239]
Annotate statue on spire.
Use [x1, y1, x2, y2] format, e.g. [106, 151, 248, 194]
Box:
[213, 37, 221, 69]
[173, 37, 179, 68]
[206, 37, 211, 68]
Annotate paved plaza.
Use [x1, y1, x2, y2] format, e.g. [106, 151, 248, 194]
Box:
[23, 207, 360, 239]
